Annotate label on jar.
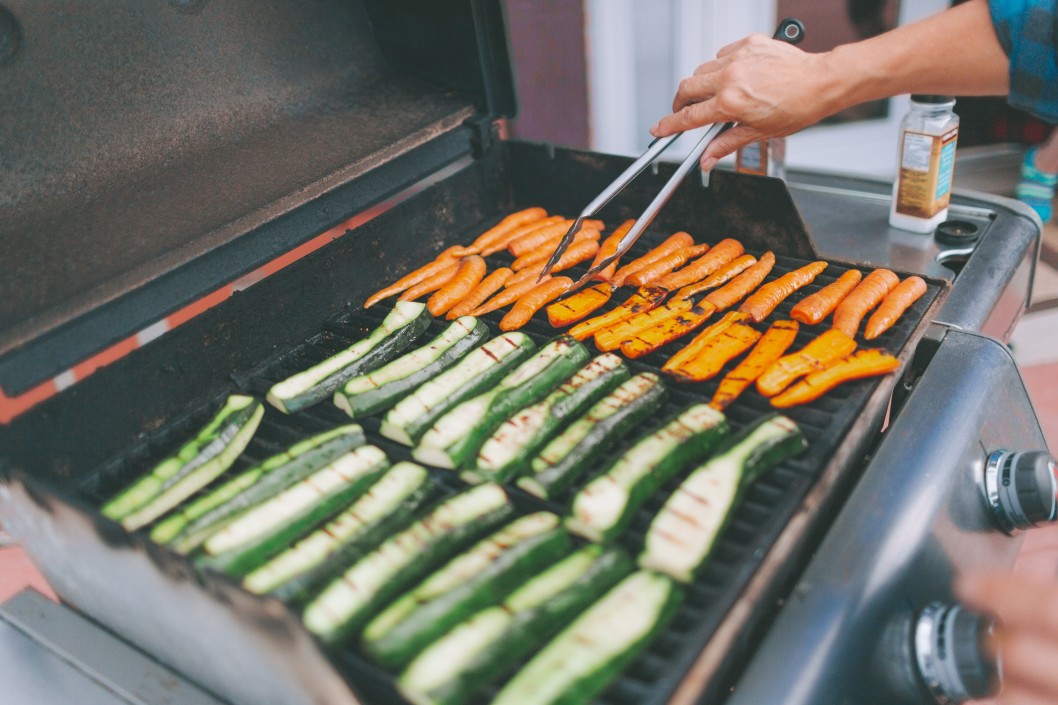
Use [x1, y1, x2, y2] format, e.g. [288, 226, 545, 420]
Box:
[895, 128, 959, 218]
[737, 141, 767, 175]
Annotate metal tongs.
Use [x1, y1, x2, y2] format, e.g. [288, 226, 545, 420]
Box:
[541, 18, 805, 288]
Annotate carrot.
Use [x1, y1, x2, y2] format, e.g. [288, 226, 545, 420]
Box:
[661, 311, 749, 372]
[770, 349, 900, 408]
[593, 298, 693, 352]
[469, 207, 548, 254]
[591, 220, 635, 281]
[739, 260, 829, 323]
[511, 230, 600, 271]
[703, 251, 776, 311]
[568, 287, 667, 341]
[398, 259, 462, 302]
[470, 273, 552, 317]
[756, 329, 857, 397]
[710, 320, 800, 410]
[618, 303, 718, 359]
[446, 267, 513, 320]
[674, 254, 757, 300]
[831, 269, 899, 338]
[363, 246, 465, 308]
[500, 277, 574, 331]
[507, 220, 574, 257]
[663, 323, 762, 384]
[546, 283, 613, 327]
[479, 215, 565, 256]
[624, 243, 711, 288]
[657, 238, 745, 291]
[789, 269, 863, 325]
[864, 276, 927, 340]
[611, 232, 695, 287]
[427, 255, 487, 317]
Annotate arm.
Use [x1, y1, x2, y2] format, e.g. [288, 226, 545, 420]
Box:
[652, 0, 1009, 169]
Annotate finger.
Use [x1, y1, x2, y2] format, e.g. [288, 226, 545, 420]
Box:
[994, 626, 1058, 698]
[716, 34, 758, 59]
[700, 125, 763, 169]
[652, 100, 725, 137]
[957, 573, 1058, 639]
[996, 682, 1058, 705]
[673, 73, 722, 113]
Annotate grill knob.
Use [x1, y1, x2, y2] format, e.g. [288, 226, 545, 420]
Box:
[983, 449, 1058, 534]
[914, 602, 1000, 704]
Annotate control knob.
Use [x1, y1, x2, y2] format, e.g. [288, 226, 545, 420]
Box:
[983, 449, 1058, 534]
[914, 602, 999, 704]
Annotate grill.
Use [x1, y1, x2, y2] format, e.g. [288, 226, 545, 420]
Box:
[0, 3, 1050, 705]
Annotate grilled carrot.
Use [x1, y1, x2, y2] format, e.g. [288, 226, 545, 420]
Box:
[469, 207, 548, 254]
[657, 238, 745, 291]
[674, 254, 757, 300]
[611, 232, 695, 287]
[500, 277, 574, 331]
[618, 303, 718, 359]
[446, 267, 513, 320]
[661, 311, 749, 372]
[591, 219, 635, 281]
[831, 269, 899, 338]
[739, 260, 829, 323]
[756, 329, 857, 397]
[710, 320, 800, 410]
[864, 276, 927, 340]
[770, 349, 900, 408]
[625, 243, 711, 288]
[593, 298, 693, 352]
[363, 246, 465, 308]
[568, 287, 667, 341]
[470, 273, 552, 317]
[789, 269, 863, 325]
[663, 323, 762, 383]
[546, 283, 613, 327]
[703, 251, 776, 311]
[507, 220, 574, 257]
[479, 215, 565, 256]
[427, 255, 487, 317]
[510, 229, 600, 271]
[398, 259, 461, 302]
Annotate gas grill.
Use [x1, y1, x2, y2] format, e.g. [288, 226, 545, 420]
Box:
[0, 2, 1053, 705]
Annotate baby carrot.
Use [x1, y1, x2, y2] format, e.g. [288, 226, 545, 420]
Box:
[446, 267, 513, 320]
[591, 220, 635, 282]
[674, 254, 757, 300]
[831, 269, 900, 338]
[611, 232, 695, 287]
[624, 243, 711, 288]
[469, 207, 548, 254]
[864, 276, 927, 340]
[398, 259, 462, 302]
[363, 246, 465, 308]
[739, 260, 829, 323]
[500, 277, 574, 331]
[789, 269, 863, 325]
[657, 238, 744, 291]
[471, 274, 552, 317]
[703, 251, 776, 311]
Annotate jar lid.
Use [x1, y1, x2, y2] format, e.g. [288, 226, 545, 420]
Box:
[911, 94, 955, 104]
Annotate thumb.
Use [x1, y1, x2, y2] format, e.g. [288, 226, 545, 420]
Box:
[700, 125, 764, 171]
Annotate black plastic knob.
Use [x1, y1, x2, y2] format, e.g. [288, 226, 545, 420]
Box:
[934, 220, 980, 247]
[915, 603, 999, 704]
[983, 449, 1058, 533]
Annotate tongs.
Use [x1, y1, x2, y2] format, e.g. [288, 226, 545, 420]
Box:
[541, 18, 805, 288]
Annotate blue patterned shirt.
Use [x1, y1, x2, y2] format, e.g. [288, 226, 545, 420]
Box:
[990, 0, 1058, 121]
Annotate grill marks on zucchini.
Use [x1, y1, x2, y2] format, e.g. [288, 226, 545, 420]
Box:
[102, 395, 264, 531]
[267, 300, 432, 414]
[567, 404, 729, 543]
[380, 333, 536, 446]
[302, 483, 513, 643]
[468, 353, 630, 484]
[641, 414, 807, 582]
[334, 317, 489, 419]
[362, 512, 571, 668]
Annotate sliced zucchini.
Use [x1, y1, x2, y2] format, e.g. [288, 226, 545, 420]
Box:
[155, 424, 366, 552]
[242, 462, 433, 600]
[466, 354, 630, 484]
[267, 300, 431, 414]
[413, 336, 590, 470]
[380, 333, 536, 446]
[362, 511, 570, 668]
[567, 404, 729, 543]
[196, 445, 390, 576]
[399, 545, 632, 705]
[334, 317, 488, 419]
[640, 414, 806, 582]
[302, 483, 513, 643]
[491, 570, 683, 705]
[517, 372, 667, 500]
[102, 395, 263, 531]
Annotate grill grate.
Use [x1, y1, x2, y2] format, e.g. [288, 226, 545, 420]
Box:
[78, 225, 940, 705]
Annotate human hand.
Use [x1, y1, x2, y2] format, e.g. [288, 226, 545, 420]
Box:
[957, 571, 1058, 704]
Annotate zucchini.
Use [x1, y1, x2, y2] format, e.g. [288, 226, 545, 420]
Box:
[154, 424, 366, 551]
[267, 300, 431, 414]
[399, 545, 632, 705]
[413, 336, 590, 470]
[466, 353, 630, 484]
[196, 445, 390, 576]
[517, 373, 667, 500]
[102, 395, 263, 531]
[491, 570, 683, 705]
[334, 317, 488, 419]
[242, 462, 433, 600]
[566, 404, 729, 543]
[380, 333, 536, 446]
[362, 512, 570, 668]
[302, 483, 513, 643]
[640, 414, 806, 582]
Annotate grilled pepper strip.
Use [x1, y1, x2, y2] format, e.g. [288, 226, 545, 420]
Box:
[592, 298, 693, 352]
[567, 287, 668, 342]
[662, 311, 751, 372]
[662, 323, 762, 384]
[618, 302, 718, 359]
[756, 328, 858, 397]
[710, 320, 800, 410]
[770, 349, 900, 407]
[546, 283, 614, 328]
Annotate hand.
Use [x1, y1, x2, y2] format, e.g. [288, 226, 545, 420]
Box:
[957, 572, 1058, 705]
